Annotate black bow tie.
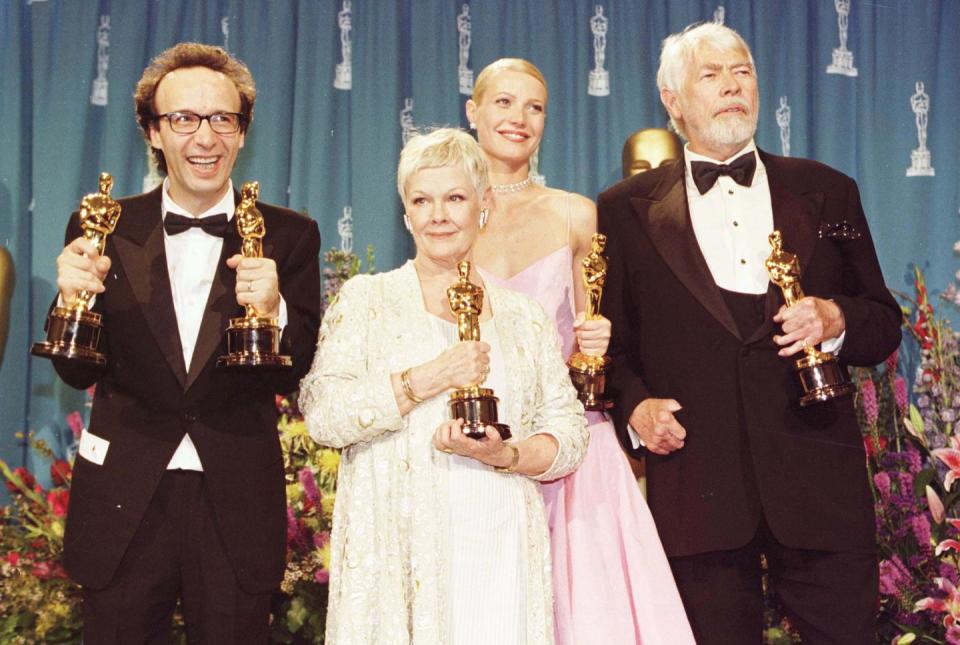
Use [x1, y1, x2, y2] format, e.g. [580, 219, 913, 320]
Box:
[690, 152, 757, 195]
[163, 212, 230, 237]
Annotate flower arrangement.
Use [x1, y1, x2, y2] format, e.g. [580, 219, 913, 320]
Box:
[868, 266, 960, 644]
[268, 394, 339, 643]
[0, 432, 81, 644]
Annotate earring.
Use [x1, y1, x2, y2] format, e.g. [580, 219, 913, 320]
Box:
[479, 208, 489, 230]
[403, 213, 412, 232]
[469, 122, 476, 130]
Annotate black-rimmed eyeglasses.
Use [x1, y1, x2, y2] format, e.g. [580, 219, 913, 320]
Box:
[154, 111, 245, 134]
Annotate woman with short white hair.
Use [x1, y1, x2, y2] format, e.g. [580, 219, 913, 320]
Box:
[299, 127, 588, 644]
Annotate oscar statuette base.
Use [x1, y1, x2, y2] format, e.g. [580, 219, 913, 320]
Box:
[217, 315, 292, 370]
[795, 353, 856, 407]
[568, 352, 613, 411]
[448, 387, 512, 440]
[31, 306, 106, 366]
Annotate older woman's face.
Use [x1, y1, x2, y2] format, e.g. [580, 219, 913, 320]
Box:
[467, 70, 546, 166]
[404, 165, 484, 266]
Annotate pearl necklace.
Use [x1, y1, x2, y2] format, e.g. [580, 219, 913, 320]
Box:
[491, 177, 532, 194]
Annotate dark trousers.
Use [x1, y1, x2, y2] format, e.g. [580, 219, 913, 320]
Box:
[669, 520, 878, 645]
[82, 470, 272, 645]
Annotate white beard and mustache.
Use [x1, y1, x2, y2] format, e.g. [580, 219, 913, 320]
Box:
[680, 98, 758, 156]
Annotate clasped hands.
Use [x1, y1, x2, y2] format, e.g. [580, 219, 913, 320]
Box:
[56, 237, 280, 316]
[630, 297, 844, 456]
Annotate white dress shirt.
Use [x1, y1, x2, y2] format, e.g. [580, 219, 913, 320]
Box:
[161, 180, 288, 470]
[627, 141, 841, 449]
[162, 180, 238, 470]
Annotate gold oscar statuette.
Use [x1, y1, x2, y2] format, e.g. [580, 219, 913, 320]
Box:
[568, 233, 613, 410]
[216, 181, 292, 369]
[447, 261, 511, 440]
[766, 230, 855, 406]
[31, 172, 122, 366]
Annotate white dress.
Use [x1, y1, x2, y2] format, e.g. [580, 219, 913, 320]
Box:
[434, 317, 527, 644]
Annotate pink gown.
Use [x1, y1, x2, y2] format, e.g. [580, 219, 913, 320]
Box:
[480, 247, 695, 645]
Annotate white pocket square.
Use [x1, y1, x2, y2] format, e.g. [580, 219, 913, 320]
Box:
[78, 430, 110, 466]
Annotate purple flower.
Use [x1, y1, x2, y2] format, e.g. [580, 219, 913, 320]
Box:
[904, 447, 923, 475]
[912, 515, 933, 554]
[313, 530, 330, 549]
[65, 411, 85, 439]
[860, 378, 878, 425]
[894, 376, 909, 415]
[879, 555, 911, 596]
[874, 471, 892, 500]
[286, 507, 303, 547]
[885, 350, 899, 373]
[298, 467, 322, 509]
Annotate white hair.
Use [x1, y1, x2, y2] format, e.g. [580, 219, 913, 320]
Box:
[396, 128, 490, 204]
[656, 22, 755, 139]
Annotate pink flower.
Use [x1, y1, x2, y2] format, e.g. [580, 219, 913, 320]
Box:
[298, 467, 321, 509]
[933, 447, 960, 490]
[916, 577, 960, 630]
[314, 568, 329, 583]
[894, 376, 908, 415]
[936, 539, 960, 557]
[50, 459, 71, 487]
[860, 378, 878, 425]
[5, 552, 20, 567]
[46, 489, 69, 518]
[313, 530, 330, 549]
[65, 411, 85, 439]
[874, 472, 891, 499]
[5, 467, 36, 495]
[31, 560, 54, 580]
[928, 485, 946, 524]
[885, 349, 899, 373]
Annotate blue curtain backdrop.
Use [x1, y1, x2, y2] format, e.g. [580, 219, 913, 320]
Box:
[1, 0, 958, 475]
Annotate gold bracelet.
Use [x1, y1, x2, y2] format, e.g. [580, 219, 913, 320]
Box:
[493, 443, 520, 473]
[400, 368, 424, 404]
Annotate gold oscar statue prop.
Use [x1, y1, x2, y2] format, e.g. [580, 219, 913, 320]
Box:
[766, 230, 855, 407]
[446, 261, 511, 440]
[32, 172, 122, 365]
[568, 233, 613, 410]
[216, 181, 292, 369]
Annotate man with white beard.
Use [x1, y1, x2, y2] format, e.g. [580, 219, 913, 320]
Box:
[598, 22, 900, 644]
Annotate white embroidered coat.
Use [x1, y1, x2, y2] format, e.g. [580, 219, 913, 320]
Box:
[299, 261, 588, 645]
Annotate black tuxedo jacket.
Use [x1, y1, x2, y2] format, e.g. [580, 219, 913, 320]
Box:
[598, 151, 901, 557]
[55, 186, 321, 592]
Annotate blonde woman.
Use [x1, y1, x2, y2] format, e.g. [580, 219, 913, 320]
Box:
[468, 59, 694, 644]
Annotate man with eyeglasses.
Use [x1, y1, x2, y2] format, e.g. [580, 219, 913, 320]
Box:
[50, 42, 321, 643]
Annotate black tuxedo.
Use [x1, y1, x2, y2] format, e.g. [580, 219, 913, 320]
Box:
[598, 151, 900, 641]
[55, 186, 321, 595]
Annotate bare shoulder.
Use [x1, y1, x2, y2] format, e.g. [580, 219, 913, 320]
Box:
[537, 187, 596, 238]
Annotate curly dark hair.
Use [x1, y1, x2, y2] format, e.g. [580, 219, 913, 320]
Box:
[134, 42, 256, 174]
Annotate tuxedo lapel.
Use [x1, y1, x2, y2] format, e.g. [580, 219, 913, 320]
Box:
[185, 208, 243, 391]
[631, 162, 742, 341]
[111, 189, 188, 386]
[745, 153, 824, 345]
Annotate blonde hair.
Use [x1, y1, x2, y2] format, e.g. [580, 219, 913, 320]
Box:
[397, 128, 490, 204]
[472, 58, 548, 104]
[656, 23, 755, 138]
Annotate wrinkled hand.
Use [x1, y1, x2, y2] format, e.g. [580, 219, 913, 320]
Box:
[628, 398, 686, 455]
[429, 340, 491, 390]
[433, 418, 511, 467]
[773, 297, 845, 357]
[573, 313, 611, 356]
[57, 237, 111, 304]
[227, 255, 280, 317]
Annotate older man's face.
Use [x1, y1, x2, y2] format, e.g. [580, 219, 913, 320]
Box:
[662, 43, 758, 160]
